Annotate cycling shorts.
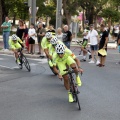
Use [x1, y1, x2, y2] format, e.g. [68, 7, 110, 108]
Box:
[56, 56, 75, 75]
[82, 39, 88, 48]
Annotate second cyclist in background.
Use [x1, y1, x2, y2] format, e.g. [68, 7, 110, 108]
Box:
[9, 34, 26, 65]
[80, 29, 91, 62]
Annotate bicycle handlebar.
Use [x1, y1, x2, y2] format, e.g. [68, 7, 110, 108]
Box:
[64, 68, 83, 76]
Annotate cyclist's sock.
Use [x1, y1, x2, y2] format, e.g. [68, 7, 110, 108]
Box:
[68, 91, 74, 102]
[76, 75, 82, 86]
[17, 58, 21, 65]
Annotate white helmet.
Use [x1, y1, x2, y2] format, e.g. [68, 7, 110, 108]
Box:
[55, 44, 65, 54]
[45, 32, 52, 38]
[50, 37, 58, 45]
[11, 34, 17, 40]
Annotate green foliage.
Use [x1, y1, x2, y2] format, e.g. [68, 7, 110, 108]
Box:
[77, 31, 83, 38]
[100, 8, 120, 22]
[36, 0, 56, 17]
[4, 0, 29, 20]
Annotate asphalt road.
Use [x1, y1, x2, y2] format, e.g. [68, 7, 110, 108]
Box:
[0, 48, 120, 120]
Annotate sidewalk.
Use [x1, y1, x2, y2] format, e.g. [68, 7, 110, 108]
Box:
[0, 35, 117, 58]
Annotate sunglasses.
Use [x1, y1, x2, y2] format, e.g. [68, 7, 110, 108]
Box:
[52, 44, 57, 46]
[57, 53, 64, 55]
[13, 40, 17, 42]
[47, 38, 52, 40]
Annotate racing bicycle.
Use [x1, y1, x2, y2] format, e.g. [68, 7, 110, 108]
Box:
[15, 48, 31, 72]
[64, 68, 81, 110]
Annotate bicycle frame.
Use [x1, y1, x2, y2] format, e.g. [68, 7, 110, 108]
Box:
[64, 69, 81, 110]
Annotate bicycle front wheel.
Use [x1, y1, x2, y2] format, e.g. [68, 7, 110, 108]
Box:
[75, 93, 81, 110]
[72, 85, 81, 110]
[22, 55, 31, 72]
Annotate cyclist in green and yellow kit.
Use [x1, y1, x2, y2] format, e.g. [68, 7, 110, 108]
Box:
[52, 44, 83, 102]
[9, 34, 25, 65]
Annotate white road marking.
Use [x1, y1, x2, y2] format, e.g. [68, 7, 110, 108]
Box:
[38, 59, 48, 64]
[29, 63, 38, 66]
[0, 65, 13, 69]
[0, 54, 12, 57]
[0, 58, 4, 60]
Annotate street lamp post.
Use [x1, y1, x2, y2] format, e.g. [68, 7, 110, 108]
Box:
[31, 0, 36, 24]
[28, 0, 36, 25]
[56, 0, 62, 30]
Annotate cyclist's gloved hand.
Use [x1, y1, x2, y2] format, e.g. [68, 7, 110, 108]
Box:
[78, 68, 83, 75]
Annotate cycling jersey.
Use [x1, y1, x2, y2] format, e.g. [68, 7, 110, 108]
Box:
[52, 48, 76, 75]
[41, 36, 54, 49]
[9, 37, 23, 49]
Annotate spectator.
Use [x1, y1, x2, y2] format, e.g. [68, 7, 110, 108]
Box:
[47, 25, 56, 35]
[36, 23, 46, 55]
[16, 19, 25, 41]
[24, 24, 29, 51]
[117, 26, 120, 53]
[98, 24, 108, 67]
[113, 24, 119, 41]
[1, 16, 12, 51]
[62, 25, 72, 49]
[56, 27, 63, 41]
[88, 24, 100, 64]
[37, 17, 45, 28]
[28, 23, 36, 54]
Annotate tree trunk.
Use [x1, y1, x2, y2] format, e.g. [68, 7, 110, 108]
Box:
[66, 14, 71, 27]
[88, 7, 94, 25]
[0, 0, 2, 32]
[94, 15, 97, 29]
[62, 0, 72, 27]
[13, 15, 16, 26]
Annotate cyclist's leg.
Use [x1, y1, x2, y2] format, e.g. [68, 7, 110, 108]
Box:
[14, 43, 22, 63]
[81, 40, 89, 61]
[10, 47, 18, 59]
[70, 63, 82, 86]
[57, 61, 73, 102]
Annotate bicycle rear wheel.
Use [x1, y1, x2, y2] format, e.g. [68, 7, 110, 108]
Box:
[22, 55, 31, 72]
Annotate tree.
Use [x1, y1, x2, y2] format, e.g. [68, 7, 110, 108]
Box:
[36, 0, 56, 26]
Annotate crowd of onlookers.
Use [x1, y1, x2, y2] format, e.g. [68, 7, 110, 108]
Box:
[1, 16, 120, 66]
[1, 17, 73, 55]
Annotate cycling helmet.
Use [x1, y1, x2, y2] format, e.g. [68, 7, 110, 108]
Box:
[45, 32, 52, 38]
[55, 44, 65, 54]
[11, 34, 17, 40]
[50, 37, 58, 45]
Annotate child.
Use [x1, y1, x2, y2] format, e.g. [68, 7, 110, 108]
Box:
[28, 23, 36, 54]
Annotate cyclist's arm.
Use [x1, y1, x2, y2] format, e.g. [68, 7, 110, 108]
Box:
[69, 50, 83, 72]
[44, 48, 49, 58]
[17, 38, 26, 48]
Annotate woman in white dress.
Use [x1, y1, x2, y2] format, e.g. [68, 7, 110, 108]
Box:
[56, 27, 63, 41]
